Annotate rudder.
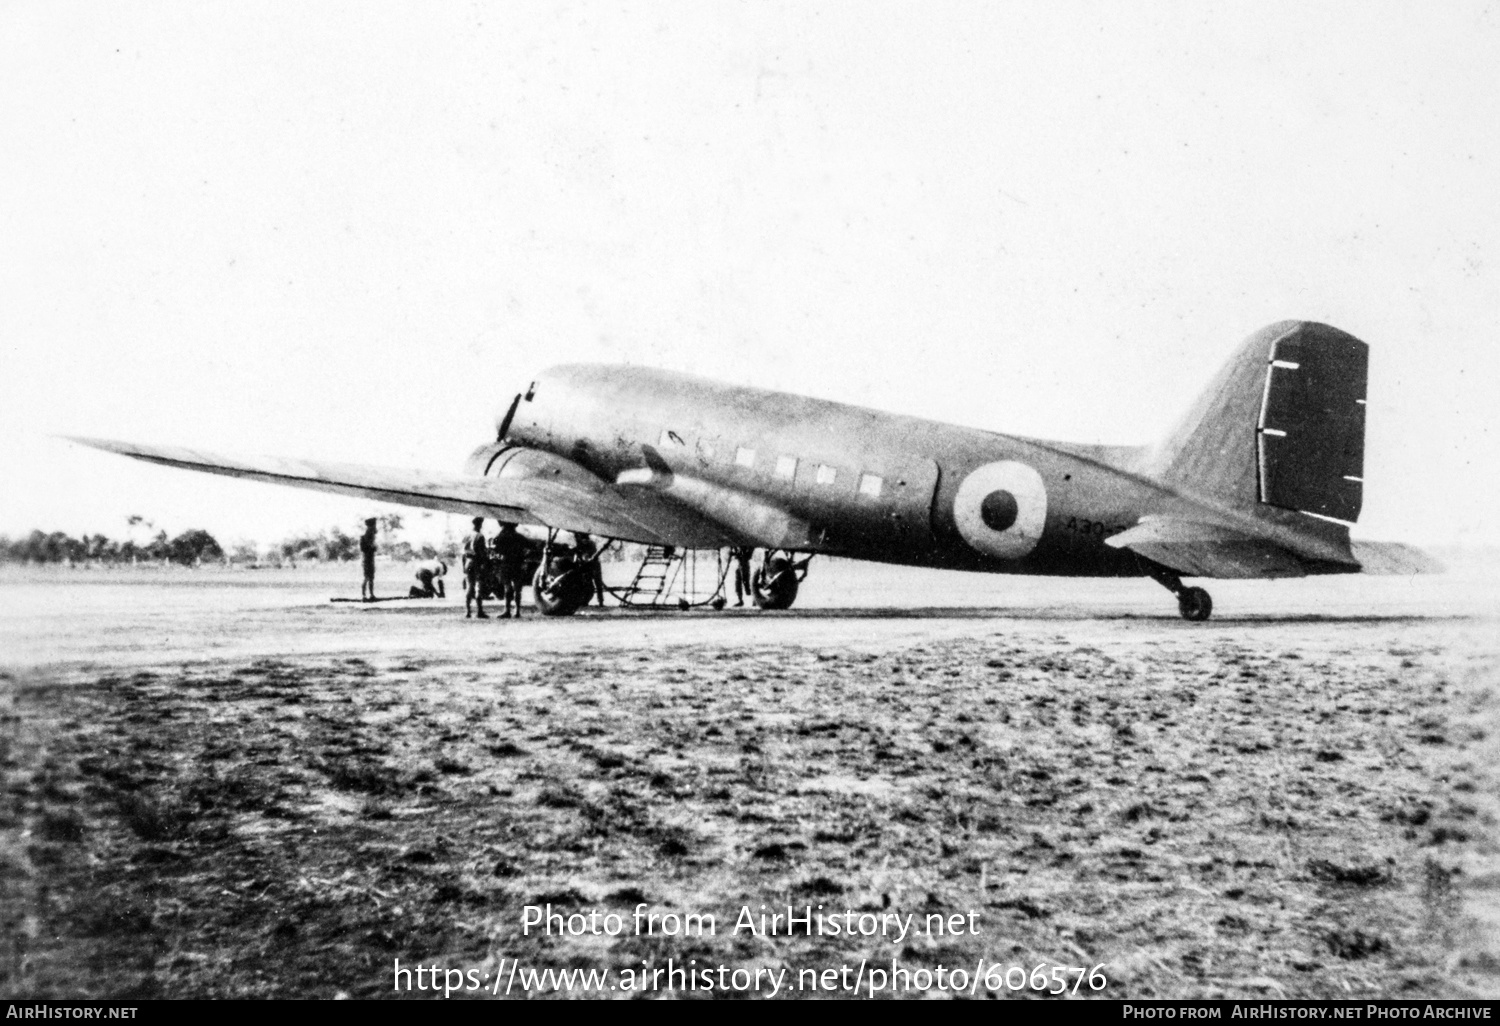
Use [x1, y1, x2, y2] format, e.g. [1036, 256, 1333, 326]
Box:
[1148, 321, 1368, 523]
[1257, 326, 1366, 522]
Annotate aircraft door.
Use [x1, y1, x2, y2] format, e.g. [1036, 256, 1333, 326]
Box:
[847, 457, 940, 553]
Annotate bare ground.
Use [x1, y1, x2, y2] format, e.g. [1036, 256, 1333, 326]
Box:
[2, 559, 1498, 999]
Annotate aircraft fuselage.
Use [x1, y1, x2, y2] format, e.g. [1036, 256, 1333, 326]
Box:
[501, 364, 1175, 578]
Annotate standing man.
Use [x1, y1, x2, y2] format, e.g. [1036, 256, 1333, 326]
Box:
[360, 518, 379, 601]
[492, 522, 528, 618]
[731, 546, 754, 606]
[573, 533, 605, 606]
[462, 517, 490, 619]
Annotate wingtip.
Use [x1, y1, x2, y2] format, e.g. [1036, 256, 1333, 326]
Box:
[59, 435, 134, 456]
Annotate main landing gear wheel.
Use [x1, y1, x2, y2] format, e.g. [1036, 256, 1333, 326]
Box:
[752, 556, 800, 610]
[533, 556, 593, 617]
[1177, 586, 1213, 622]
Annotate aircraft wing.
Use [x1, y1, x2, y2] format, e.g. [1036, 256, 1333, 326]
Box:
[66, 437, 737, 548]
[1106, 515, 1442, 579]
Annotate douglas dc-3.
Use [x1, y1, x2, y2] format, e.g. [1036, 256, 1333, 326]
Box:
[72, 320, 1440, 620]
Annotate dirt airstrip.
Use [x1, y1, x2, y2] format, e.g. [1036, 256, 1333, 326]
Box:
[2, 559, 1498, 999]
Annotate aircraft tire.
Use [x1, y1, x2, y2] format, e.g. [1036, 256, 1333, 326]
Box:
[1177, 586, 1213, 622]
[752, 559, 800, 611]
[532, 564, 590, 617]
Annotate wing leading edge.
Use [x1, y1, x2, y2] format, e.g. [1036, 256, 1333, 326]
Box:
[65, 437, 736, 549]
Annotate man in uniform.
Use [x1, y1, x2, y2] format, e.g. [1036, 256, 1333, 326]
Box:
[492, 521, 528, 618]
[408, 558, 447, 598]
[360, 518, 379, 601]
[573, 533, 605, 606]
[730, 546, 754, 606]
[462, 518, 490, 619]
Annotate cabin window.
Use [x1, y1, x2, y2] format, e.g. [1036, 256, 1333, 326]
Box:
[697, 438, 717, 459]
[658, 429, 686, 448]
[816, 464, 837, 485]
[735, 447, 756, 468]
[774, 455, 798, 480]
[859, 473, 883, 498]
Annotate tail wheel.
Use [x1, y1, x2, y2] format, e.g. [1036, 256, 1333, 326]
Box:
[1178, 586, 1213, 622]
[752, 558, 800, 610]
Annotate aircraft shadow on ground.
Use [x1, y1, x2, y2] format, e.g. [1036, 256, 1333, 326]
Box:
[342, 602, 1457, 626]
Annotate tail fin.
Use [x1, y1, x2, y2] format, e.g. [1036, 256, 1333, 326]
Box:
[1148, 321, 1368, 523]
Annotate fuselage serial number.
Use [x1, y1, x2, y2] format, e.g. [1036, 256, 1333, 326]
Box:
[1061, 516, 1127, 540]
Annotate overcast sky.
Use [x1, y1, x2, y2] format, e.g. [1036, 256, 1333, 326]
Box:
[2, 2, 1495, 549]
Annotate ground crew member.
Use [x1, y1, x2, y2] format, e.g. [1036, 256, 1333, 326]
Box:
[492, 522, 528, 618]
[462, 518, 490, 619]
[360, 518, 379, 601]
[574, 533, 605, 606]
[408, 558, 447, 598]
[731, 546, 754, 606]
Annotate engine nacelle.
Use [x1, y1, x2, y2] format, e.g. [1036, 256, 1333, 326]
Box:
[463, 443, 606, 489]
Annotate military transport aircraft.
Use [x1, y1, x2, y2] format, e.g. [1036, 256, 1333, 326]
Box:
[70, 320, 1439, 620]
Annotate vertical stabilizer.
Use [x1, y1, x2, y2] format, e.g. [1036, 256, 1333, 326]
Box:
[1148, 321, 1368, 523]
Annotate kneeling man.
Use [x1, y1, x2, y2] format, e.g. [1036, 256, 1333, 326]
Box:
[408, 559, 447, 598]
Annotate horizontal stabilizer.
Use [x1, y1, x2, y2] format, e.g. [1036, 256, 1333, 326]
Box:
[1107, 516, 1339, 579]
[1108, 517, 1249, 548]
[1349, 541, 1445, 575]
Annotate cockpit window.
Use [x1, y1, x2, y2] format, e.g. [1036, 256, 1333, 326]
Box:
[496, 394, 522, 441]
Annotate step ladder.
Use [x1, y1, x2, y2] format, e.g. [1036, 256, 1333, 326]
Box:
[620, 545, 678, 606]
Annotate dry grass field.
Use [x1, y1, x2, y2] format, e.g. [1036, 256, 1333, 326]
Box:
[2, 555, 1498, 999]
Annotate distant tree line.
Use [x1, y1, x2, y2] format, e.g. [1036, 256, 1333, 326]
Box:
[0, 528, 224, 565]
[0, 513, 653, 568]
[269, 527, 454, 566]
[0, 513, 456, 567]
[269, 513, 455, 565]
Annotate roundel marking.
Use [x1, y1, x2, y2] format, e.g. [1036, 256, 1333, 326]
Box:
[954, 461, 1047, 560]
[979, 489, 1019, 532]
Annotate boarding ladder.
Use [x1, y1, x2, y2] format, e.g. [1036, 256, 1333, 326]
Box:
[620, 546, 676, 606]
